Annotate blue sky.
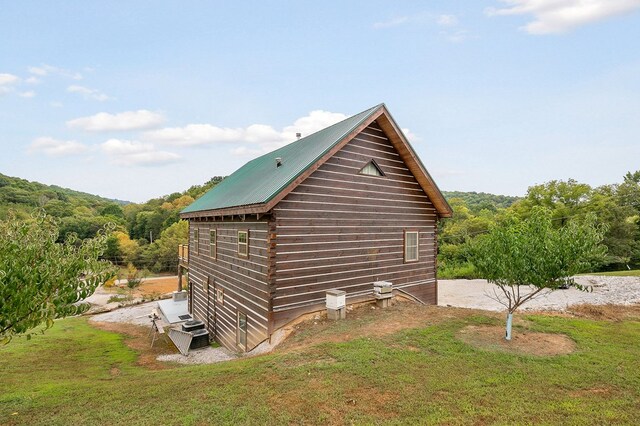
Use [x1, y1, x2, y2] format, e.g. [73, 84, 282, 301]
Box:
[1, 1, 639, 202]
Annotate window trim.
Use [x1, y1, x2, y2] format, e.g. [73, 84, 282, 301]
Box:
[193, 227, 199, 255]
[237, 230, 249, 258]
[404, 230, 419, 263]
[209, 229, 217, 259]
[237, 310, 247, 351]
[216, 287, 224, 305]
[358, 159, 385, 177]
[203, 275, 210, 293]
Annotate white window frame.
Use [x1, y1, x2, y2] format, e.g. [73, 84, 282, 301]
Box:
[237, 230, 248, 258]
[404, 230, 419, 263]
[358, 159, 385, 177]
[210, 229, 217, 259]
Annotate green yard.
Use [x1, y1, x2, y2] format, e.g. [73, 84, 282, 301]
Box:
[1, 304, 639, 425]
[585, 269, 640, 277]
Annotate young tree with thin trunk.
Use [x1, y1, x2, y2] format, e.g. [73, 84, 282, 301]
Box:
[0, 212, 115, 344]
[472, 207, 606, 340]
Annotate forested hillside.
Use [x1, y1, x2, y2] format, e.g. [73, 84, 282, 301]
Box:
[441, 191, 520, 212]
[439, 172, 640, 278]
[0, 173, 223, 272]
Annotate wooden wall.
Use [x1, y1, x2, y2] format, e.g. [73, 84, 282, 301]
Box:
[187, 219, 270, 352]
[272, 120, 438, 324]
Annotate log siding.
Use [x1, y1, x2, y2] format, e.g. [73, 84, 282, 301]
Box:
[272, 121, 438, 318]
[188, 220, 270, 351]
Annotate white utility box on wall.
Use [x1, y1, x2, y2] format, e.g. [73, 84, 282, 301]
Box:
[326, 289, 346, 320]
[326, 289, 346, 310]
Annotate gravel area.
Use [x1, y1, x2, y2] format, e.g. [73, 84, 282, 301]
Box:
[438, 275, 640, 312]
[157, 347, 237, 364]
[88, 301, 237, 364]
[89, 301, 159, 326]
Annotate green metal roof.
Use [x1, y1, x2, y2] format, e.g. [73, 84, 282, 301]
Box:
[181, 104, 383, 214]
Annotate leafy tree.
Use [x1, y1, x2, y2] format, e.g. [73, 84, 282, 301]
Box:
[471, 207, 606, 340]
[0, 212, 115, 343]
[124, 263, 144, 297]
[147, 220, 188, 272]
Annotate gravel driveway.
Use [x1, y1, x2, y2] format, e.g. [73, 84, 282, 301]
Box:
[438, 275, 640, 312]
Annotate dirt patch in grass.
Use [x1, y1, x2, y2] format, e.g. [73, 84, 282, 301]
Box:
[91, 321, 178, 370]
[278, 300, 474, 352]
[456, 325, 576, 356]
[567, 303, 640, 322]
[135, 276, 184, 296]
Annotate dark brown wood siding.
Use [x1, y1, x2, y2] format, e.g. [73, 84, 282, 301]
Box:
[272, 120, 438, 320]
[188, 219, 270, 352]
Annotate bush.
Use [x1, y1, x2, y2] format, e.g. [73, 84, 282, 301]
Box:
[438, 262, 479, 279]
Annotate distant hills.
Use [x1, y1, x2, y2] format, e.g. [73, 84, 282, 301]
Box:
[442, 191, 520, 212]
[0, 172, 519, 222]
[0, 173, 129, 220]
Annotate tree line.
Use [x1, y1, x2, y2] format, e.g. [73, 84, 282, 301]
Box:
[0, 173, 224, 274]
[439, 171, 640, 278]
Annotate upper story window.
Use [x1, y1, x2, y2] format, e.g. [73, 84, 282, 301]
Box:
[193, 228, 199, 254]
[404, 230, 419, 262]
[238, 230, 248, 258]
[210, 229, 217, 259]
[359, 160, 384, 177]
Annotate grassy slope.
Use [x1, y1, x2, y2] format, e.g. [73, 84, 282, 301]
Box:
[1, 310, 639, 425]
[584, 270, 640, 277]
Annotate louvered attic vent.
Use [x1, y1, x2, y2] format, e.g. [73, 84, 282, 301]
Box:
[359, 160, 384, 177]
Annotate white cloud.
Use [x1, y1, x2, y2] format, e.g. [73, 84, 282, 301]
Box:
[0, 73, 19, 85]
[442, 29, 471, 43]
[28, 137, 88, 157]
[50, 101, 63, 108]
[143, 124, 245, 146]
[101, 139, 181, 166]
[437, 14, 458, 26]
[487, 0, 640, 34]
[67, 110, 165, 132]
[144, 109, 349, 157]
[67, 85, 111, 101]
[401, 128, 419, 142]
[19, 91, 36, 98]
[25, 76, 40, 84]
[373, 16, 410, 29]
[0, 73, 19, 94]
[28, 64, 82, 79]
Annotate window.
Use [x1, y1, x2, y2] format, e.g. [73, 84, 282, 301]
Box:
[203, 276, 211, 293]
[210, 229, 217, 259]
[193, 228, 199, 254]
[404, 230, 419, 262]
[216, 288, 224, 305]
[359, 160, 384, 177]
[237, 311, 247, 350]
[238, 230, 248, 257]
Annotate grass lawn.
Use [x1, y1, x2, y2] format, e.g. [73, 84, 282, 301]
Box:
[584, 269, 640, 277]
[1, 305, 639, 425]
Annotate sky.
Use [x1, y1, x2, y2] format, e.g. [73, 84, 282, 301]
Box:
[1, 1, 639, 203]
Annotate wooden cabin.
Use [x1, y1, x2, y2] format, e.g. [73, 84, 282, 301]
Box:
[180, 104, 452, 352]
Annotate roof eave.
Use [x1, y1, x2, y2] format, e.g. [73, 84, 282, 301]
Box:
[180, 203, 269, 220]
[375, 106, 453, 218]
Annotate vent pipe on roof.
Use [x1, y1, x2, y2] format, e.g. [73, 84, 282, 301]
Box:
[296, 132, 302, 140]
[275, 157, 282, 168]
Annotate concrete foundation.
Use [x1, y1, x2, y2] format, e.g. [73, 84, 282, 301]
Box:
[327, 307, 346, 320]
